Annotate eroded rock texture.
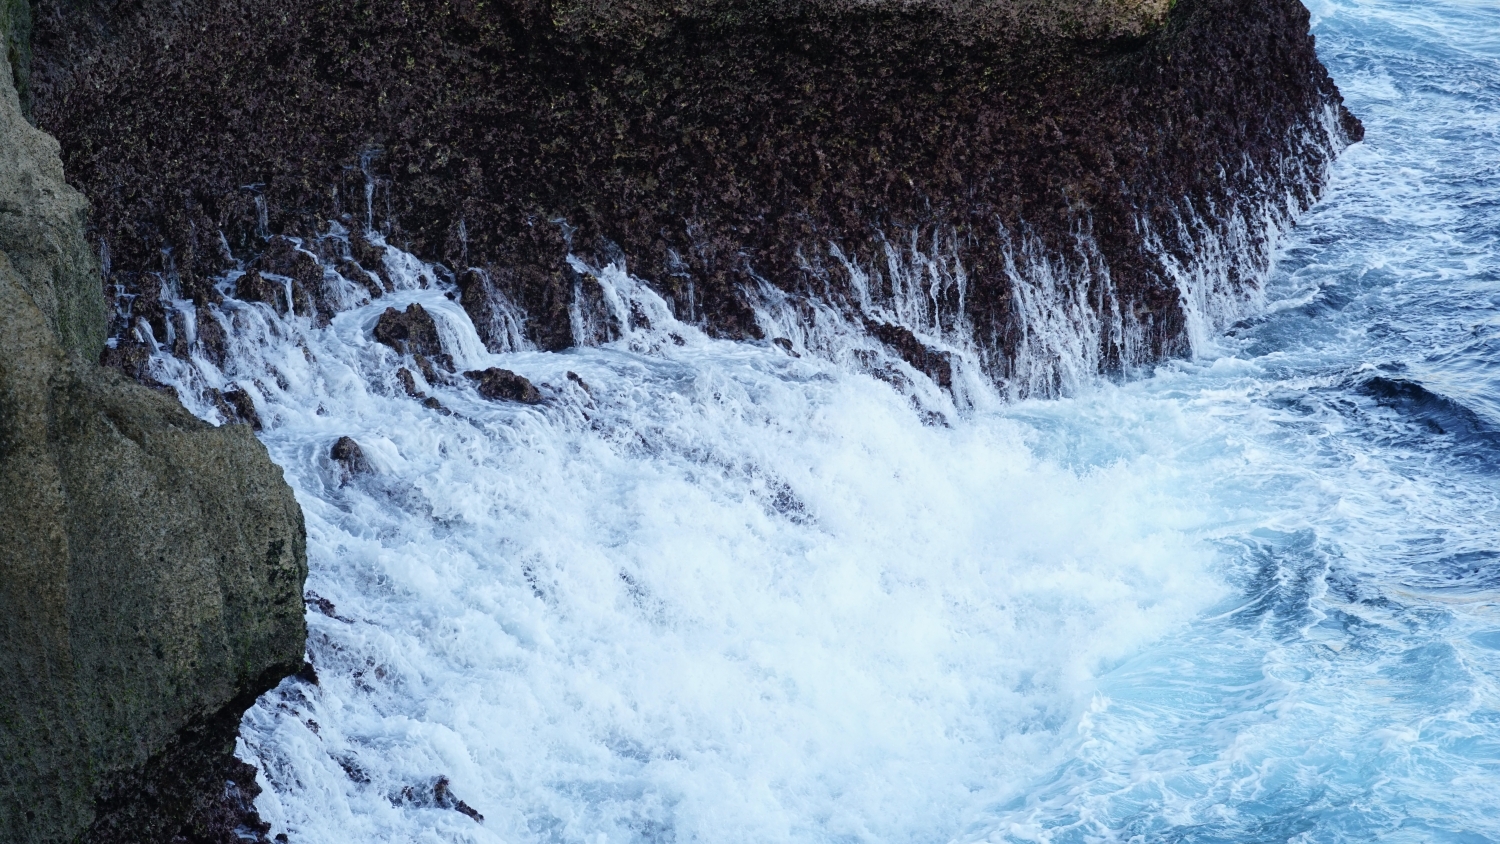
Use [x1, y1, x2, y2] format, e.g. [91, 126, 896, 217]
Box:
[0, 7, 307, 841]
[28, 0, 1357, 394]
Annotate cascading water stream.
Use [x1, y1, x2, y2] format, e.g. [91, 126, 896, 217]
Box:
[122, 0, 1500, 839]
[132, 225, 1220, 842]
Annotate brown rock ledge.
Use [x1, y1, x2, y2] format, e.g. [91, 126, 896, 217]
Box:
[29, 0, 1359, 395]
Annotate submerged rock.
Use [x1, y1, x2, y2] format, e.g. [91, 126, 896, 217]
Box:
[330, 435, 373, 481]
[0, 15, 307, 842]
[465, 367, 543, 404]
[395, 776, 484, 824]
[396, 366, 425, 398]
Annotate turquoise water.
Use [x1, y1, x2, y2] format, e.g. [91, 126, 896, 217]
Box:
[964, 0, 1500, 838]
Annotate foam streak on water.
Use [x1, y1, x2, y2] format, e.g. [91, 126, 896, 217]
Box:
[133, 0, 1500, 838]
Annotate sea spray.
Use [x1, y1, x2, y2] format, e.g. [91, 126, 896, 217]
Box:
[128, 227, 1237, 841]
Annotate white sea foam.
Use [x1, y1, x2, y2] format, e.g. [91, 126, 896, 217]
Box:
[134, 238, 1228, 843]
[125, 120, 1334, 844]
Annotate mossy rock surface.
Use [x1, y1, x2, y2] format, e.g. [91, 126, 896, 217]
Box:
[0, 11, 307, 841]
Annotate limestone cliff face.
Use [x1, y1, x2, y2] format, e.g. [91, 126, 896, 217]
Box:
[0, 8, 307, 841]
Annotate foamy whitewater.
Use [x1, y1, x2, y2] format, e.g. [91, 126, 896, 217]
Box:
[130, 0, 1500, 839]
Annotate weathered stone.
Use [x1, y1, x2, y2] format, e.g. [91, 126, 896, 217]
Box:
[566, 370, 593, 394]
[412, 352, 445, 384]
[251, 235, 326, 323]
[168, 308, 192, 359]
[304, 591, 350, 624]
[347, 228, 392, 291]
[465, 367, 543, 404]
[234, 268, 289, 315]
[2, 0, 30, 116]
[0, 20, 307, 843]
[863, 318, 955, 389]
[330, 435, 372, 482]
[129, 274, 169, 346]
[219, 386, 262, 430]
[0, 1, 102, 362]
[338, 257, 383, 300]
[195, 306, 230, 367]
[396, 366, 424, 398]
[99, 333, 157, 386]
[456, 268, 501, 352]
[395, 776, 484, 825]
[373, 303, 445, 361]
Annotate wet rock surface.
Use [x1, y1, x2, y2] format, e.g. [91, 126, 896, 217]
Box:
[0, 13, 308, 842]
[863, 318, 956, 390]
[253, 236, 327, 320]
[28, 0, 1357, 389]
[373, 303, 448, 363]
[466, 367, 543, 404]
[330, 435, 373, 482]
[395, 776, 485, 825]
[234, 268, 292, 315]
[210, 386, 264, 430]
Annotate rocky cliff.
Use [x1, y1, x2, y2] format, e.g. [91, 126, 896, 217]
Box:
[0, 5, 308, 841]
[28, 0, 1358, 399]
[4, 0, 1357, 838]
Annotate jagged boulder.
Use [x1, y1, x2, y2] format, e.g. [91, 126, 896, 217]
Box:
[254, 235, 331, 323]
[862, 319, 956, 390]
[373, 302, 447, 362]
[465, 367, 543, 404]
[330, 435, 372, 483]
[234, 266, 292, 315]
[0, 15, 307, 843]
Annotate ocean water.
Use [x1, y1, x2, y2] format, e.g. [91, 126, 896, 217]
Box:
[138, 0, 1500, 839]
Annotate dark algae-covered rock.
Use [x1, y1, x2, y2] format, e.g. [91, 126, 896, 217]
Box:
[373, 303, 447, 362]
[0, 7, 308, 841]
[27, 0, 1358, 395]
[466, 367, 544, 405]
[330, 435, 373, 482]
